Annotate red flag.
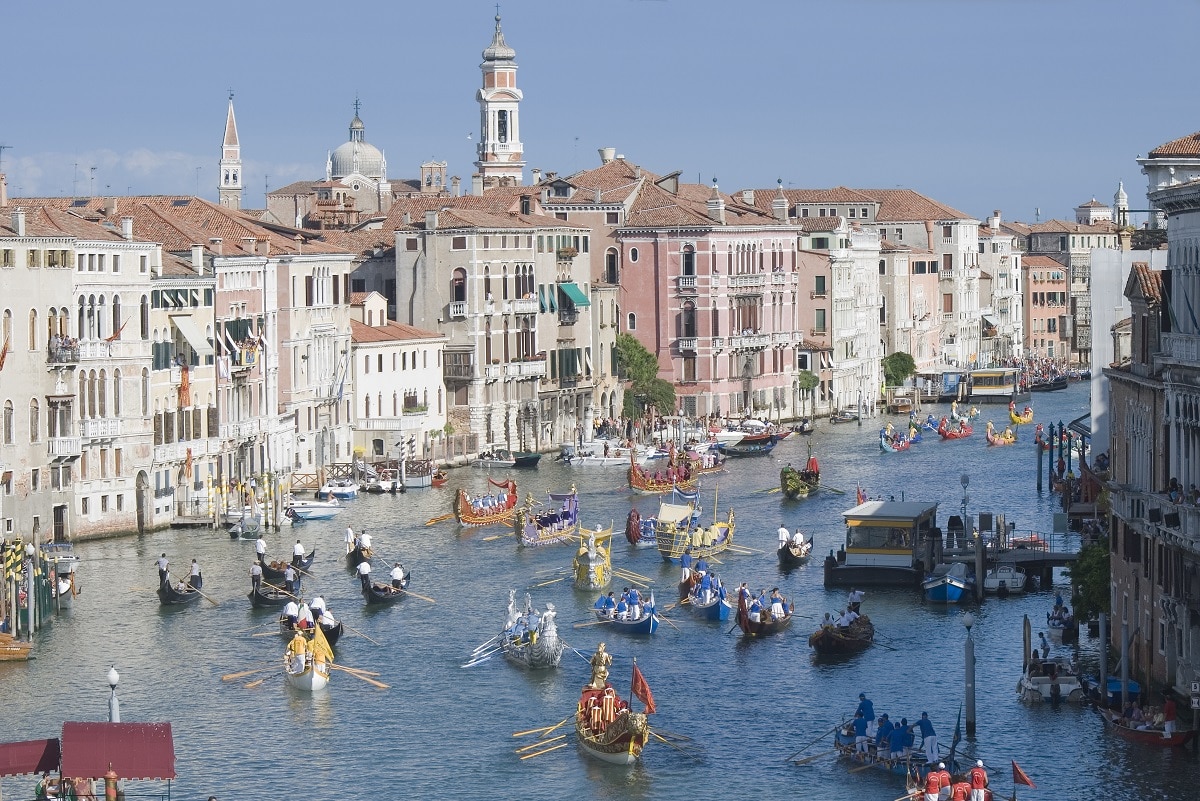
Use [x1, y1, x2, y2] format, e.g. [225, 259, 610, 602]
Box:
[1012, 760, 1035, 788]
[0, 334, 8, 372]
[630, 662, 656, 714]
[104, 318, 129, 343]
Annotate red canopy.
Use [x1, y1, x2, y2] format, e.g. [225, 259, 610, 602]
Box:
[59, 723, 175, 780]
[0, 738, 60, 778]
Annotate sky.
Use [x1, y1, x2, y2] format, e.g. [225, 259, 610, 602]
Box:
[2, 0, 1198, 227]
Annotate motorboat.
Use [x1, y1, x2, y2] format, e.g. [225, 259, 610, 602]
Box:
[983, 564, 1026, 595]
[362, 469, 400, 493]
[475, 445, 540, 469]
[922, 562, 974, 603]
[559, 440, 641, 467]
[317, 479, 359, 500]
[1018, 655, 1084, 703]
[286, 496, 342, 521]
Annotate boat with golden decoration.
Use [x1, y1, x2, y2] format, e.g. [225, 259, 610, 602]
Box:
[627, 450, 699, 495]
[575, 644, 654, 765]
[453, 478, 518, 526]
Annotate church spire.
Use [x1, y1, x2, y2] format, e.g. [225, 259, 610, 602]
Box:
[474, 10, 525, 190]
[219, 92, 243, 209]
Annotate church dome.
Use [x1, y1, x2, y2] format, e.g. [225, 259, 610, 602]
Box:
[482, 14, 516, 62]
[329, 112, 385, 180]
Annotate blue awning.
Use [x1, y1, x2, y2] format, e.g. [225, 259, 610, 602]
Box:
[558, 282, 591, 307]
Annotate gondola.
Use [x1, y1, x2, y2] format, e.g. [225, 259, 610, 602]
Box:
[575, 646, 653, 765]
[247, 583, 292, 609]
[808, 615, 874, 654]
[514, 487, 579, 547]
[829, 409, 859, 424]
[777, 540, 813, 568]
[735, 593, 793, 636]
[936, 417, 973, 439]
[779, 465, 810, 499]
[345, 544, 373, 570]
[627, 449, 699, 494]
[279, 616, 344, 648]
[363, 572, 411, 605]
[157, 575, 204, 606]
[1099, 709, 1197, 746]
[716, 431, 779, 456]
[679, 572, 731, 621]
[791, 418, 815, 435]
[261, 549, 316, 584]
[453, 478, 518, 526]
[879, 428, 912, 453]
[283, 625, 333, 693]
[499, 591, 565, 669]
[985, 420, 1017, 446]
[1030, 375, 1069, 392]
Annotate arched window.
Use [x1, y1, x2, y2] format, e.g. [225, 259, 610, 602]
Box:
[682, 245, 696, 276]
[113, 369, 122, 415]
[86, 295, 96, 340]
[364, 394, 371, 419]
[451, 268, 467, 303]
[484, 266, 492, 300]
[484, 319, 493, 363]
[78, 374, 87, 420]
[2, 309, 12, 345]
[627, 313, 636, 331]
[77, 297, 85, 339]
[97, 295, 107, 338]
[46, 309, 57, 344]
[28, 309, 37, 350]
[98, 369, 107, 417]
[140, 295, 150, 340]
[2, 400, 12, 444]
[629, 247, 639, 263]
[141, 368, 150, 415]
[392, 392, 398, 416]
[681, 301, 697, 338]
[112, 296, 121, 338]
[58, 307, 69, 337]
[88, 370, 97, 419]
[28, 398, 39, 442]
[502, 265, 509, 300]
[605, 249, 619, 284]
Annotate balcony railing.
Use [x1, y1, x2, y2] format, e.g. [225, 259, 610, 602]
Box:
[729, 333, 770, 350]
[449, 301, 467, 319]
[729, 274, 766, 289]
[678, 337, 697, 352]
[558, 308, 578, 326]
[219, 418, 262, 441]
[80, 418, 121, 439]
[809, 327, 828, 337]
[770, 273, 787, 286]
[810, 290, 827, 299]
[48, 437, 81, 458]
[483, 364, 504, 381]
[358, 413, 429, 431]
[510, 298, 538, 315]
[506, 359, 547, 379]
[443, 362, 474, 381]
[772, 332, 791, 346]
[47, 344, 80, 365]
[677, 275, 698, 292]
[711, 336, 725, 351]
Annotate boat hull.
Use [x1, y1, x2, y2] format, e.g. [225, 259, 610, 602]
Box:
[157, 575, 204, 606]
[288, 505, 341, 521]
[594, 610, 658, 635]
[1102, 710, 1196, 746]
[809, 616, 874, 654]
[574, 707, 649, 765]
[284, 663, 330, 692]
[777, 543, 812, 568]
[922, 576, 971, 603]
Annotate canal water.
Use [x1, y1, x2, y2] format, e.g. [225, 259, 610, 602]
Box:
[4, 384, 1198, 800]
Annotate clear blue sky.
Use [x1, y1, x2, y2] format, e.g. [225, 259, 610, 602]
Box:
[3, 0, 1196, 226]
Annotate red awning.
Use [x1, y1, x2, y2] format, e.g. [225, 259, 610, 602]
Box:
[59, 723, 175, 780]
[0, 738, 60, 778]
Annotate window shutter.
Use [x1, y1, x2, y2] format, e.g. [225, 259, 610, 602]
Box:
[305, 277, 314, 306]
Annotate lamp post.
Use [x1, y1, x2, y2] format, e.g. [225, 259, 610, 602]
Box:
[959, 474, 970, 549]
[963, 612, 975, 736]
[107, 665, 120, 723]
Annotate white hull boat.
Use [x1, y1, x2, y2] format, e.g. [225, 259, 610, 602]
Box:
[983, 564, 1026, 595]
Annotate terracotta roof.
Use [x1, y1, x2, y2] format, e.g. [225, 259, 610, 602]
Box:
[1024, 219, 1116, 234]
[798, 216, 844, 233]
[1023, 255, 1066, 269]
[1147, 130, 1200, 158]
[856, 189, 973, 223]
[0, 204, 126, 240]
[999, 221, 1032, 237]
[350, 318, 443, 343]
[1077, 199, 1107, 208]
[778, 186, 878, 205]
[349, 292, 371, 305]
[537, 159, 657, 206]
[268, 180, 321, 196]
[1131, 262, 1162, 304]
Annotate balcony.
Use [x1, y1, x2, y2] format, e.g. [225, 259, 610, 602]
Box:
[772, 332, 791, 346]
[729, 274, 766, 290]
[443, 361, 474, 381]
[506, 359, 547, 379]
[711, 336, 725, 351]
[483, 363, 504, 381]
[809, 327, 828, 338]
[729, 333, 770, 350]
[678, 337, 697, 352]
[558, 308, 578, 326]
[770, 273, 788, 286]
[677, 275, 698, 294]
[510, 298, 538, 315]
[219, 418, 262, 441]
[80, 418, 121, 439]
[449, 301, 467, 319]
[1163, 334, 1200, 366]
[809, 290, 827, 299]
[48, 437, 81, 459]
[47, 345, 80, 366]
[358, 412, 428, 431]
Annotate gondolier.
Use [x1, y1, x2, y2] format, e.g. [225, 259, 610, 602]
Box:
[345, 525, 356, 554]
[255, 536, 267, 563]
[155, 553, 169, 586]
[777, 523, 790, 548]
[391, 563, 406, 589]
[284, 564, 298, 595]
[250, 561, 262, 591]
[189, 558, 201, 586]
[915, 712, 937, 762]
[847, 588, 864, 613]
[292, 540, 305, 568]
[357, 560, 372, 592]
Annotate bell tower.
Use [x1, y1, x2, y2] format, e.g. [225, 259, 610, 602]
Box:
[474, 12, 525, 189]
[219, 92, 243, 209]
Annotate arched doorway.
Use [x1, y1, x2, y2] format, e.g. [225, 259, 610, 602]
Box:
[135, 471, 150, 535]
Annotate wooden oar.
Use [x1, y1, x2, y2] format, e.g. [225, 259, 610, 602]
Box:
[222, 665, 275, 681]
[252, 630, 280, 638]
[539, 715, 573, 739]
[519, 742, 568, 760]
[260, 579, 301, 601]
[513, 716, 572, 738]
[244, 674, 274, 688]
[573, 618, 612, 629]
[657, 614, 681, 632]
[650, 731, 700, 758]
[472, 636, 500, 653]
[481, 531, 514, 542]
[340, 621, 382, 645]
[792, 748, 837, 766]
[515, 735, 565, 753]
[425, 513, 455, 526]
[329, 664, 389, 688]
[849, 759, 883, 773]
[823, 486, 847, 495]
[169, 572, 219, 606]
[611, 566, 654, 582]
[528, 576, 568, 589]
[784, 725, 839, 761]
[333, 665, 381, 677]
[399, 587, 437, 604]
[236, 621, 277, 634]
[461, 655, 495, 669]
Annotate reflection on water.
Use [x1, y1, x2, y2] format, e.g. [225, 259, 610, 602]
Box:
[5, 385, 1199, 800]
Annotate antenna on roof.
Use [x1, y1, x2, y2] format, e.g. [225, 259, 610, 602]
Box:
[1035, 207, 1041, 222]
[72, 162, 79, 198]
[89, 166, 97, 197]
[0, 144, 11, 171]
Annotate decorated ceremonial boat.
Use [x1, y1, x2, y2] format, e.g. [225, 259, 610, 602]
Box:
[1099, 709, 1197, 747]
[285, 497, 341, 521]
[454, 478, 519, 526]
[363, 571, 410, 605]
[279, 616, 344, 648]
[627, 450, 699, 494]
[573, 527, 613, 590]
[247, 584, 292, 609]
[780, 465, 810, 499]
[833, 726, 945, 776]
[656, 502, 734, 563]
[283, 624, 333, 693]
[922, 562, 974, 604]
[985, 420, 1017, 446]
[499, 591, 565, 669]
[261, 549, 316, 584]
[936, 417, 973, 440]
[879, 426, 913, 453]
[735, 592, 792, 637]
[777, 540, 813, 568]
[1009, 402, 1035, 425]
[157, 574, 204, 606]
[983, 564, 1026, 595]
[679, 572, 731, 621]
[808, 615, 874, 654]
[575, 646, 654, 765]
[514, 488, 579, 547]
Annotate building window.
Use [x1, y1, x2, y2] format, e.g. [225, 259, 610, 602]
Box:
[117, 494, 124, 511]
[895, 228, 903, 242]
[606, 212, 619, 225]
[2, 400, 11, 444]
[627, 313, 636, 330]
[682, 246, 695, 276]
[812, 237, 829, 249]
[28, 398, 39, 442]
[629, 247, 639, 263]
[813, 309, 826, 332]
[451, 236, 467, 250]
[81, 497, 89, 515]
[30, 469, 40, 492]
[406, 238, 419, 251]
[101, 495, 109, 512]
[942, 225, 953, 239]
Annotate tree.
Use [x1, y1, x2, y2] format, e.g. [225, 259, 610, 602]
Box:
[1066, 538, 1110, 621]
[881, 351, 917, 387]
[615, 333, 675, 418]
[794, 369, 819, 418]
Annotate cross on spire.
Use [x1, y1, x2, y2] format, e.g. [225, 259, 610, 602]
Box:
[228, 88, 234, 101]
[354, 95, 362, 117]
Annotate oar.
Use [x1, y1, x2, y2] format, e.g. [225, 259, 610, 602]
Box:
[236, 621, 277, 634]
[650, 731, 701, 759]
[334, 665, 382, 677]
[849, 759, 883, 773]
[824, 486, 847, 495]
[329, 664, 389, 688]
[244, 674, 274, 688]
[539, 715, 573, 739]
[222, 665, 276, 681]
[472, 636, 500, 653]
[519, 742, 568, 760]
[529, 576, 568, 589]
[481, 531, 514, 542]
[784, 725, 840, 761]
[399, 587, 437, 604]
[461, 655, 494, 669]
[252, 630, 281, 638]
[611, 566, 654, 582]
[169, 572, 219, 606]
[260, 579, 301, 601]
[515, 735, 565, 754]
[792, 748, 837, 766]
[425, 513, 455, 526]
[657, 614, 681, 632]
[513, 716, 572, 738]
[573, 618, 613, 629]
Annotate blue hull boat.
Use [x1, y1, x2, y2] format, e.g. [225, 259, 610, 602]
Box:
[922, 562, 973, 603]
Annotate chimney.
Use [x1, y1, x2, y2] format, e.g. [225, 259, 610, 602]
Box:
[634, 166, 642, 179]
[103, 197, 116, 216]
[740, 189, 755, 206]
[209, 237, 223, 256]
[0, 173, 7, 207]
[121, 216, 134, 241]
[598, 147, 616, 165]
[924, 220, 935, 250]
[540, 188, 550, 205]
[531, 168, 541, 184]
[772, 196, 788, 222]
[241, 236, 257, 254]
[11, 207, 25, 236]
[545, 172, 557, 181]
[990, 209, 1001, 231]
[1118, 228, 1133, 252]
[425, 210, 438, 230]
[706, 183, 726, 225]
[451, 176, 461, 197]
[402, 212, 411, 226]
[471, 174, 484, 196]
[594, 188, 602, 203]
[190, 244, 204, 272]
[258, 237, 270, 257]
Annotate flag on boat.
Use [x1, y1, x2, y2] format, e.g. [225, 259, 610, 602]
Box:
[1011, 760, 1035, 788]
[856, 484, 867, 505]
[630, 661, 656, 714]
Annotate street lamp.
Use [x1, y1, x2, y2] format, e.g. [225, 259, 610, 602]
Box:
[107, 665, 120, 723]
[962, 612, 975, 737]
[959, 474, 970, 549]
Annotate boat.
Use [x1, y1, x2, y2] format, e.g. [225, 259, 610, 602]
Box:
[791, 418, 815, 435]
[808, 615, 875, 654]
[285, 497, 342, 521]
[363, 570, 411, 605]
[227, 512, 261, 538]
[279, 616, 344, 648]
[453, 478, 518, 526]
[361, 469, 400, 493]
[1046, 610, 1078, 643]
[1018, 655, 1084, 703]
[627, 450, 699, 495]
[514, 487, 579, 547]
[735, 591, 793, 636]
[936, 417, 973, 440]
[260, 549, 316, 584]
[499, 591, 565, 669]
[283, 624, 333, 693]
[430, 469, 449, 487]
[879, 425, 913, 453]
[679, 572, 732, 621]
[593, 593, 659, 635]
[985, 420, 1017, 446]
[1030, 375, 1069, 392]
[829, 409, 859, 424]
[1008, 402, 1035, 425]
[559, 440, 639, 467]
[948, 400, 979, 424]
[888, 395, 914, 415]
[687, 449, 726, 475]
[40, 541, 80, 584]
[983, 564, 1027, 595]
[1100, 709, 1197, 747]
[716, 431, 779, 456]
[403, 458, 438, 488]
[345, 544, 372, 570]
[969, 367, 1029, 403]
[824, 500, 942, 587]
[777, 539, 813, 568]
[657, 502, 734, 563]
[833, 725, 945, 775]
[574, 645, 654, 765]
[157, 574, 204, 606]
[573, 527, 613, 590]
[779, 463, 814, 499]
[247, 584, 292, 609]
[922, 562, 974, 603]
[316, 479, 359, 500]
[624, 507, 656, 548]
[474, 445, 539, 469]
[0, 632, 33, 661]
[1033, 424, 1055, 451]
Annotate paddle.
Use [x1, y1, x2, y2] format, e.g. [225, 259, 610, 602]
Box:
[425, 513, 455, 526]
[244, 675, 273, 688]
[573, 618, 613, 629]
[539, 715, 573, 739]
[236, 621, 277, 634]
[784, 724, 840, 761]
[329, 664, 389, 688]
[472, 636, 500, 654]
[333, 665, 382, 677]
[519, 741, 568, 760]
[260, 579, 301, 601]
[657, 614, 681, 632]
[169, 572, 219, 606]
[481, 531, 514, 542]
[398, 587, 437, 604]
[222, 665, 276, 681]
[516, 735, 565, 753]
[513, 716, 573, 738]
[650, 731, 701, 759]
[528, 576, 568, 589]
[792, 748, 837, 766]
[339, 621, 382, 645]
[461, 654, 495, 668]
